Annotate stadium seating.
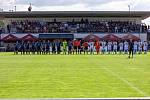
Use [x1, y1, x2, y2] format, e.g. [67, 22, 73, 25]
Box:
[6, 19, 148, 34]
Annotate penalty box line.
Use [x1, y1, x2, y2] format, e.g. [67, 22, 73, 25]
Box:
[102, 66, 148, 97]
[87, 56, 148, 96]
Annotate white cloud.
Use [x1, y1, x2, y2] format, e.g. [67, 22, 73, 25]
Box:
[89, 0, 130, 11]
[14, 0, 128, 7]
[32, 3, 91, 11]
[0, 0, 15, 4]
[1, 0, 150, 11]
[132, 0, 150, 11]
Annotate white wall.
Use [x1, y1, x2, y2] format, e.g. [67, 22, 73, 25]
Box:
[74, 33, 147, 42]
[1, 33, 147, 42]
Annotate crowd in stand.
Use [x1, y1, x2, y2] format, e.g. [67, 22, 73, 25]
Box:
[6, 19, 148, 34]
[12, 39, 148, 55]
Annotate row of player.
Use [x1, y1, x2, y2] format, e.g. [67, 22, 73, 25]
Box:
[13, 40, 148, 55]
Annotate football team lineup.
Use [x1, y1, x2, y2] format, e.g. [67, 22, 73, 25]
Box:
[12, 39, 148, 56]
[0, 10, 150, 100]
[0, 52, 149, 98]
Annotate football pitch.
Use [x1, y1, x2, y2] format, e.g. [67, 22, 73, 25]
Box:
[0, 53, 150, 98]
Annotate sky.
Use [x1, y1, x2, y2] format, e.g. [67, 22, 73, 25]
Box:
[0, 0, 150, 25]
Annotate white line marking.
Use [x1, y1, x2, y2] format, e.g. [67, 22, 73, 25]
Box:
[87, 56, 149, 97]
[1, 97, 150, 100]
[102, 66, 148, 97]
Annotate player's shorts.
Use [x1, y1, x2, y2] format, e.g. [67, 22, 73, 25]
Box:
[74, 46, 77, 50]
[46, 47, 50, 51]
[143, 48, 147, 51]
[78, 46, 81, 50]
[68, 46, 72, 51]
[119, 47, 123, 50]
[84, 47, 88, 50]
[139, 48, 142, 51]
[113, 49, 117, 51]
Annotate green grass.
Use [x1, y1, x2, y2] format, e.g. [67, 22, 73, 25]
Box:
[0, 52, 150, 98]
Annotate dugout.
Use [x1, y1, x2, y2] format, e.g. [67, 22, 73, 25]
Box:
[39, 33, 74, 41]
[1, 34, 19, 51]
[21, 34, 38, 42]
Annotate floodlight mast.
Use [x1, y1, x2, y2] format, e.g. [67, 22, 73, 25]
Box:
[28, 3, 32, 11]
[26, 0, 33, 11]
[128, 5, 131, 13]
[14, 6, 16, 12]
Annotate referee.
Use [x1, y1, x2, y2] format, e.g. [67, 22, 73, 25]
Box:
[128, 39, 134, 58]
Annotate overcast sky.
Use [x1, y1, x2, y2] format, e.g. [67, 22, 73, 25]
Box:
[0, 0, 150, 24]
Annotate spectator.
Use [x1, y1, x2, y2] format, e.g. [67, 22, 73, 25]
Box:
[7, 20, 148, 34]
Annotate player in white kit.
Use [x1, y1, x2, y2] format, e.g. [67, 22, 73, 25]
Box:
[88, 41, 95, 55]
[143, 41, 148, 54]
[119, 41, 124, 54]
[108, 41, 112, 54]
[138, 41, 143, 54]
[113, 41, 118, 54]
[104, 42, 108, 54]
[101, 41, 106, 54]
[133, 41, 138, 54]
[124, 41, 128, 54]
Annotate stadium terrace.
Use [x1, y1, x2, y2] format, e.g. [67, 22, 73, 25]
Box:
[0, 11, 150, 99]
[0, 11, 150, 53]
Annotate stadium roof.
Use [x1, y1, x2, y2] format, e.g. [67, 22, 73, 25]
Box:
[0, 11, 150, 19]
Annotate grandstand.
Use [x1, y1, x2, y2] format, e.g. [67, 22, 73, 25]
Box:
[0, 11, 150, 47]
[0, 11, 150, 99]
